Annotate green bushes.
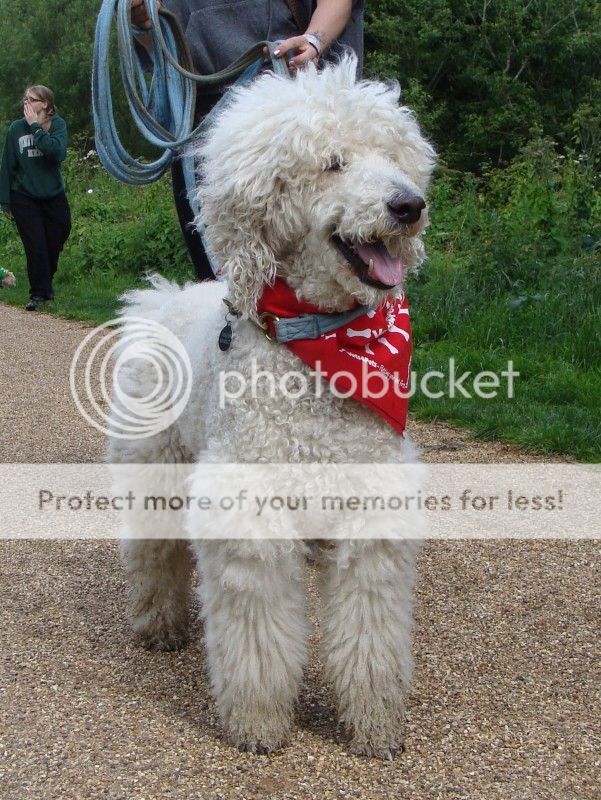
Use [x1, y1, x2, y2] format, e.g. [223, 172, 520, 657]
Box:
[1, 0, 599, 172]
[407, 137, 601, 458]
[366, 0, 601, 171]
[61, 152, 190, 281]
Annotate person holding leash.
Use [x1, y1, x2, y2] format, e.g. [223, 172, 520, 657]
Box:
[0, 86, 71, 310]
[130, 0, 364, 280]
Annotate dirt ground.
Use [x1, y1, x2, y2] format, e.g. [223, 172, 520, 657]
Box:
[0, 303, 599, 800]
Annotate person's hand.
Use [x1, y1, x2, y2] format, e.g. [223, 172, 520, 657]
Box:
[131, 0, 160, 30]
[23, 99, 41, 126]
[273, 35, 321, 69]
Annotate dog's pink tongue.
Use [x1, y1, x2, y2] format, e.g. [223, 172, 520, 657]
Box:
[355, 243, 404, 287]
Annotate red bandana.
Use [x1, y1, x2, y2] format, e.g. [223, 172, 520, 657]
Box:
[256, 279, 412, 434]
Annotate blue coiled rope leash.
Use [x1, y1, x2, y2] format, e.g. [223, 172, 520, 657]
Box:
[92, 0, 290, 206]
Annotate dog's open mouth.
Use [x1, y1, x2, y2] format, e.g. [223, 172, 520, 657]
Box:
[331, 235, 404, 290]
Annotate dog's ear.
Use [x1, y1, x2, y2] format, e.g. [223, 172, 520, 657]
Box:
[194, 74, 310, 318]
[195, 187, 278, 320]
[217, 220, 278, 322]
[195, 143, 283, 320]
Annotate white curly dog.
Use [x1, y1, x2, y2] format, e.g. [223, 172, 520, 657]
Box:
[109, 56, 436, 759]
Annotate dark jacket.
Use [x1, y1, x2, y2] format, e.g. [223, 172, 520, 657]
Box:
[162, 0, 364, 76]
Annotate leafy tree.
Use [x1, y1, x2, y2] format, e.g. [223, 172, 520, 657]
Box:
[0, 0, 97, 134]
[0, 0, 141, 152]
[0, 0, 599, 171]
[365, 0, 601, 168]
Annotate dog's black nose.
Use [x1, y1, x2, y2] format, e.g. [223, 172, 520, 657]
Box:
[387, 195, 426, 224]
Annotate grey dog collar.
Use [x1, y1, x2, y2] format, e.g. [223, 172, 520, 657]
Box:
[223, 298, 371, 343]
[265, 305, 370, 343]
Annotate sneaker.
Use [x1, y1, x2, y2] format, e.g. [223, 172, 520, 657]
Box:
[26, 296, 46, 311]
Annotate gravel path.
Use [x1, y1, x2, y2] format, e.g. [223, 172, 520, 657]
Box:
[1, 303, 599, 800]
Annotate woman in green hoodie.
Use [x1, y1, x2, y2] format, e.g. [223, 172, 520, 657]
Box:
[0, 85, 71, 310]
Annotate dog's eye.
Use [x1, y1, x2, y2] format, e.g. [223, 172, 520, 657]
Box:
[326, 157, 347, 172]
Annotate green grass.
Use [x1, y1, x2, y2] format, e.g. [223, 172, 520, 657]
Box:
[1, 141, 600, 460]
[1, 258, 138, 324]
[409, 342, 601, 461]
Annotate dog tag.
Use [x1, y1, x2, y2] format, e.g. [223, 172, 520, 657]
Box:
[218, 321, 233, 351]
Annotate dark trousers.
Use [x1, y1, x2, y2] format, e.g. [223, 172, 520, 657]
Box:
[170, 90, 221, 282]
[10, 190, 71, 299]
[171, 156, 215, 281]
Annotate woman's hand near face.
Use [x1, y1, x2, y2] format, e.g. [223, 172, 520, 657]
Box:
[23, 100, 40, 126]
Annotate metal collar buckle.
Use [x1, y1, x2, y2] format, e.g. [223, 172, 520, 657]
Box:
[258, 311, 280, 341]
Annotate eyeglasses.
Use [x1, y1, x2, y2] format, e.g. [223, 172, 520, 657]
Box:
[23, 96, 44, 104]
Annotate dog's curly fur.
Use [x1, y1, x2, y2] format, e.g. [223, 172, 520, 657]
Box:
[0, 270, 16, 288]
[109, 56, 436, 759]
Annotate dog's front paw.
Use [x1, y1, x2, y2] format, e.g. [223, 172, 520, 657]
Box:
[131, 610, 189, 652]
[138, 627, 189, 652]
[236, 738, 277, 755]
[347, 712, 406, 761]
[225, 708, 292, 755]
[349, 737, 405, 761]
